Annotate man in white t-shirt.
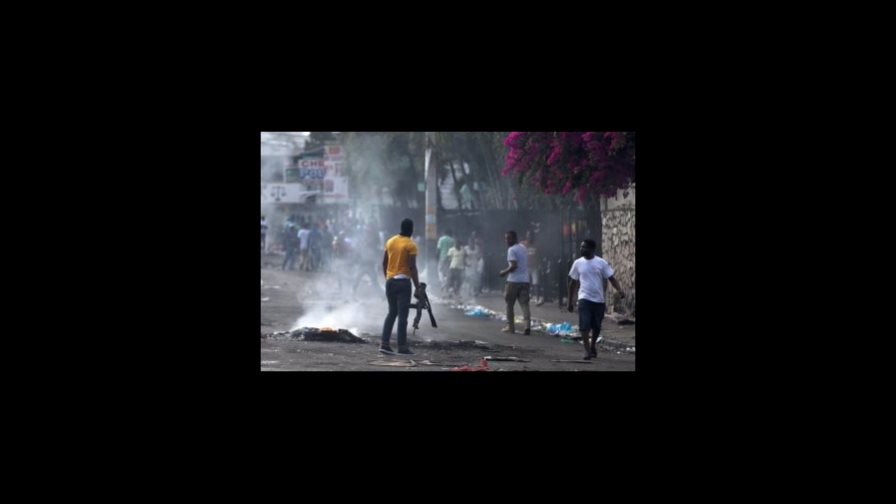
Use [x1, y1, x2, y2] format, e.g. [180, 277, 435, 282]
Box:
[499, 230, 530, 335]
[446, 240, 466, 298]
[568, 239, 625, 360]
[297, 223, 311, 271]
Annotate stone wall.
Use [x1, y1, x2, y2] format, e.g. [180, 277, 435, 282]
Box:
[601, 186, 635, 316]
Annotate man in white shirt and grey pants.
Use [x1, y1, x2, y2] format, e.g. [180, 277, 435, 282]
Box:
[499, 230, 531, 335]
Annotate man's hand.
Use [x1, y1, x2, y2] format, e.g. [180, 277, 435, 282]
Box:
[414, 284, 426, 299]
[567, 303, 575, 313]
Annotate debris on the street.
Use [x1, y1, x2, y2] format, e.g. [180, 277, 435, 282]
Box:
[484, 356, 529, 362]
[463, 306, 495, 317]
[261, 327, 368, 343]
[261, 360, 279, 365]
[418, 360, 466, 367]
[456, 340, 491, 349]
[368, 360, 417, 367]
[450, 358, 490, 371]
[294, 327, 367, 343]
[559, 337, 575, 344]
[261, 297, 270, 302]
[546, 322, 577, 337]
[551, 359, 593, 363]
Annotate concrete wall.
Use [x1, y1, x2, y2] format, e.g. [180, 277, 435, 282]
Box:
[601, 185, 635, 316]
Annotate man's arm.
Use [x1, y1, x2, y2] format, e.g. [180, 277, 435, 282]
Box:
[408, 254, 420, 291]
[382, 250, 389, 280]
[567, 277, 579, 312]
[608, 275, 625, 297]
[499, 260, 517, 277]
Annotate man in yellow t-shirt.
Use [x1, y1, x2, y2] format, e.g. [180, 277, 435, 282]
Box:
[380, 218, 423, 355]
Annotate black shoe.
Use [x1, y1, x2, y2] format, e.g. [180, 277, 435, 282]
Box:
[583, 352, 592, 360]
[397, 348, 414, 355]
[523, 328, 531, 335]
[379, 346, 396, 355]
[590, 348, 597, 358]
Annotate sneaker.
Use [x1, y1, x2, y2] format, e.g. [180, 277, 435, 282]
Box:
[397, 348, 414, 355]
[379, 346, 396, 355]
[501, 326, 515, 333]
[523, 328, 531, 335]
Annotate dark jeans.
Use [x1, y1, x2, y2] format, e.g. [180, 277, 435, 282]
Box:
[382, 278, 412, 348]
[282, 248, 296, 270]
[577, 299, 606, 335]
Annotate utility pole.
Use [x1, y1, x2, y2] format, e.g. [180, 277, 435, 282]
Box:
[424, 133, 438, 288]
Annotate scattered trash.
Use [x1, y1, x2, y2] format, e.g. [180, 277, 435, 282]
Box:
[264, 330, 292, 339]
[464, 306, 494, 317]
[546, 322, 577, 336]
[456, 340, 491, 349]
[261, 360, 279, 365]
[450, 359, 490, 372]
[261, 297, 270, 302]
[279, 327, 367, 343]
[418, 360, 465, 367]
[559, 337, 575, 344]
[551, 359, 593, 364]
[368, 360, 417, 367]
[484, 356, 529, 362]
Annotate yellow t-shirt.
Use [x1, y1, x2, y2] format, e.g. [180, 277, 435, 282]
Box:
[384, 234, 418, 279]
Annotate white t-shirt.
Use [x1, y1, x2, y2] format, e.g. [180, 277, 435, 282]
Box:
[297, 228, 310, 250]
[568, 256, 615, 303]
[506, 243, 529, 283]
[447, 247, 466, 269]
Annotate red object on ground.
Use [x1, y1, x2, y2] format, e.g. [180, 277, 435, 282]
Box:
[450, 359, 490, 372]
